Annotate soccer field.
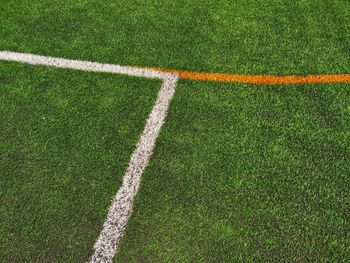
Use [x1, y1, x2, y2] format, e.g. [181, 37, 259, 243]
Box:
[1, 0, 350, 262]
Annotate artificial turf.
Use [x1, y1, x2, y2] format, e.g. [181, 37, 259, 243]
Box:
[116, 80, 350, 262]
[1, 0, 350, 262]
[1, 0, 349, 74]
[0, 61, 161, 261]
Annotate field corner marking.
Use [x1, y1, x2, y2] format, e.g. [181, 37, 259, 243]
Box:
[0, 49, 179, 262]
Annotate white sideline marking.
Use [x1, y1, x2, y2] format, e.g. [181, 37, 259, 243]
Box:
[90, 75, 178, 263]
[0, 50, 179, 262]
[0, 51, 170, 80]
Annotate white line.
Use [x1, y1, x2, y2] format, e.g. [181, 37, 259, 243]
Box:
[0, 50, 170, 80]
[89, 75, 179, 263]
[0, 50, 179, 262]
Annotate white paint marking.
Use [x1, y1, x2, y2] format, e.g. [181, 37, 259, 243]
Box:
[0, 50, 170, 80]
[0, 50, 179, 262]
[89, 75, 178, 263]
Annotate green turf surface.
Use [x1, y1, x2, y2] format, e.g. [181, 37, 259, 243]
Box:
[1, 0, 350, 262]
[1, 0, 349, 74]
[0, 61, 161, 262]
[116, 80, 350, 262]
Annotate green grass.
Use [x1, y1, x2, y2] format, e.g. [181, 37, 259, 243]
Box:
[1, 0, 349, 74]
[0, 61, 161, 261]
[1, 0, 350, 262]
[116, 80, 350, 262]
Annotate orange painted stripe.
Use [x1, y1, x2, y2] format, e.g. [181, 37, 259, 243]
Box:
[150, 67, 350, 85]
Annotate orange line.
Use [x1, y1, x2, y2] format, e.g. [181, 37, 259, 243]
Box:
[151, 67, 350, 85]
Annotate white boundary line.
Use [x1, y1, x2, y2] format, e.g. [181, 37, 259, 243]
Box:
[90, 75, 178, 262]
[0, 50, 179, 262]
[0, 51, 168, 80]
